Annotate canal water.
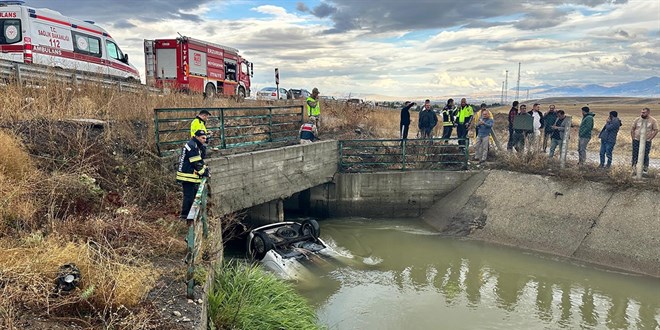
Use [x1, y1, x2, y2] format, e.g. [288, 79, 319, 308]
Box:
[295, 218, 660, 330]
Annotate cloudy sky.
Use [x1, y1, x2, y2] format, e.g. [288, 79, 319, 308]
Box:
[26, 0, 660, 99]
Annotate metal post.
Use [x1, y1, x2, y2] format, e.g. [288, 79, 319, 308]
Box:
[636, 119, 648, 179]
[402, 139, 407, 170]
[14, 63, 22, 85]
[464, 138, 470, 169]
[220, 108, 226, 149]
[338, 141, 343, 171]
[560, 116, 572, 169]
[201, 186, 208, 239]
[268, 107, 273, 142]
[154, 109, 162, 156]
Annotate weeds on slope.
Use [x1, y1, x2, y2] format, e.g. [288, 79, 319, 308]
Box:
[208, 261, 321, 330]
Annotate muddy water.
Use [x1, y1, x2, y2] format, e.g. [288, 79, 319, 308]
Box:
[295, 218, 660, 330]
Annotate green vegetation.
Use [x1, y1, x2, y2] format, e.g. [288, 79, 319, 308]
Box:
[208, 262, 321, 330]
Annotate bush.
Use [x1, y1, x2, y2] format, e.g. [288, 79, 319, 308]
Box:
[208, 261, 321, 330]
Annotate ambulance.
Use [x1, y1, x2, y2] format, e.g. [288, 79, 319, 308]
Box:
[144, 36, 253, 98]
[0, 1, 139, 80]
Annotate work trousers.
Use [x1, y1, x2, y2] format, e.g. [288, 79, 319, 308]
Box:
[400, 124, 410, 140]
[457, 124, 469, 146]
[632, 139, 652, 170]
[180, 182, 199, 219]
[442, 126, 453, 139]
[578, 137, 591, 165]
[507, 127, 515, 150]
[473, 135, 490, 161]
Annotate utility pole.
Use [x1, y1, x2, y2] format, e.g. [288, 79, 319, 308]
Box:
[516, 62, 521, 101]
[526, 89, 529, 100]
[504, 70, 508, 104]
[501, 81, 504, 104]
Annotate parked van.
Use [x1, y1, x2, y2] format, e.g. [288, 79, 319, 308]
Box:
[0, 1, 139, 80]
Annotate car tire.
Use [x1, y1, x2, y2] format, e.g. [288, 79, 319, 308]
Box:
[300, 219, 320, 239]
[250, 232, 274, 260]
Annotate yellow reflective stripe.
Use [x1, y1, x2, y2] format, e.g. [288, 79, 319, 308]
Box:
[197, 166, 207, 175]
[189, 155, 202, 162]
[176, 172, 199, 178]
[176, 176, 202, 183]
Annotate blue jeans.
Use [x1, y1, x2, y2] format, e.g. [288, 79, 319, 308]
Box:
[599, 140, 615, 167]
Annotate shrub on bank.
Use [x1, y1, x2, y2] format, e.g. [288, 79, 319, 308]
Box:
[208, 262, 321, 330]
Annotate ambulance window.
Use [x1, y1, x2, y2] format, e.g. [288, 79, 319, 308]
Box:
[106, 41, 119, 60]
[72, 32, 102, 58]
[0, 19, 21, 45]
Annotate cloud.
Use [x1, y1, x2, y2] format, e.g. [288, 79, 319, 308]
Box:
[300, 0, 627, 33]
[25, 0, 212, 23]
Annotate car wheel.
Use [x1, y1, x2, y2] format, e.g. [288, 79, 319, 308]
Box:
[250, 232, 274, 260]
[300, 219, 320, 239]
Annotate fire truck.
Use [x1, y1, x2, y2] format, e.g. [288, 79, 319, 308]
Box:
[0, 0, 139, 80]
[144, 36, 253, 98]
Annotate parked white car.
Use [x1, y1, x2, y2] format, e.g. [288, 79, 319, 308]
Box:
[256, 87, 288, 100]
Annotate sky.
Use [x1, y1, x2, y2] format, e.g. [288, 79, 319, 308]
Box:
[24, 0, 660, 100]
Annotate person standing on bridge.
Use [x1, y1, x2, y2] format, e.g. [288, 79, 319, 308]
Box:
[177, 130, 210, 223]
[418, 100, 438, 139]
[299, 116, 319, 145]
[400, 101, 416, 140]
[190, 110, 211, 137]
[473, 108, 494, 164]
[306, 88, 321, 129]
[440, 98, 457, 140]
[456, 98, 474, 147]
[578, 106, 595, 166]
[630, 107, 658, 174]
[597, 111, 621, 168]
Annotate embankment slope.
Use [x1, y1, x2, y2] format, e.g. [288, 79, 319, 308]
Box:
[422, 170, 660, 277]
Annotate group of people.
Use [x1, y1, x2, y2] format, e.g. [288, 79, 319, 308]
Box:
[400, 98, 494, 162]
[400, 98, 658, 170]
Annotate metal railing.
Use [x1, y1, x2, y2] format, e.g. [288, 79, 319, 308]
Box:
[338, 138, 470, 172]
[184, 177, 209, 299]
[0, 59, 160, 93]
[154, 105, 304, 156]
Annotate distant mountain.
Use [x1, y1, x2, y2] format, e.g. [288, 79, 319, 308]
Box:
[535, 77, 659, 97]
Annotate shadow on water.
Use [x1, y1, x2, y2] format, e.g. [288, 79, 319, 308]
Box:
[296, 218, 660, 330]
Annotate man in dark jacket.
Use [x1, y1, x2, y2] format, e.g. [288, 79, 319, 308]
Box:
[400, 101, 415, 140]
[177, 130, 209, 222]
[507, 101, 519, 150]
[418, 100, 438, 139]
[598, 111, 621, 168]
[542, 104, 557, 152]
[578, 106, 595, 165]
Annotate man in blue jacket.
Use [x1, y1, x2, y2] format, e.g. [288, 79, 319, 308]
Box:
[598, 111, 622, 168]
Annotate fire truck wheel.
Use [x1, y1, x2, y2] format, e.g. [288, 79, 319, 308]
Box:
[205, 83, 216, 99]
[238, 87, 246, 99]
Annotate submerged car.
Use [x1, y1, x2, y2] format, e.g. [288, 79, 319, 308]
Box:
[247, 219, 341, 281]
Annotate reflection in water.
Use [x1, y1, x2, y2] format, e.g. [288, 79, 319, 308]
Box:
[296, 218, 660, 330]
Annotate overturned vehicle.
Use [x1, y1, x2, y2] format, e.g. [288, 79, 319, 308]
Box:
[247, 219, 343, 281]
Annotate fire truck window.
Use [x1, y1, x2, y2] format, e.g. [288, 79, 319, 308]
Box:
[241, 62, 248, 74]
[72, 32, 102, 58]
[0, 19, 21, 44]
[225, 61, 237, 81]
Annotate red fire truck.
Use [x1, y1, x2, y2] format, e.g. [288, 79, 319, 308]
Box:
[144, 36, 252, 98]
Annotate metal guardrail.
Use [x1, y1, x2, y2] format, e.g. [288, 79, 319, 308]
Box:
[184, 177, 209, 299]
[154, 105, 304, 157]
[339, 138, 470, 172]
[0, 59, 160, 94]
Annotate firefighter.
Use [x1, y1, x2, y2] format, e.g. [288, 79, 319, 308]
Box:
[440, 98, 457, 140]
[455, 98, 474, 147]
[306, 88, 321, 128]
[177, 130, 210, 222]
[190, 110, 211, 137]
[299, 116, 319, 145]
